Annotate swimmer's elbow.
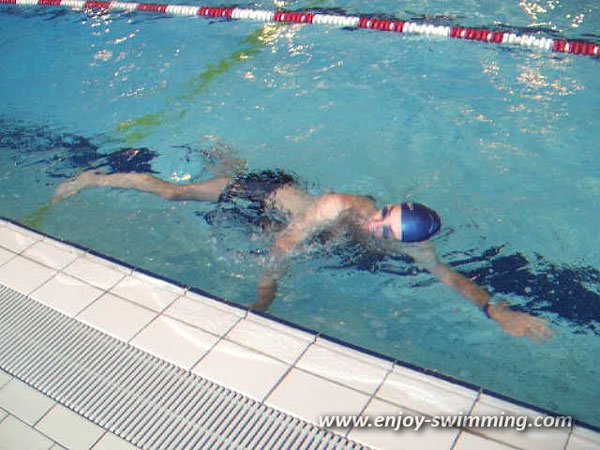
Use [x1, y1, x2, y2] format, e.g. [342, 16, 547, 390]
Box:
[429, 263, 455, 284]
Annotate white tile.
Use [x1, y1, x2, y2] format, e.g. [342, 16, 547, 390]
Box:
[185, 290, 246, 318]
[316, 337, 394, 370]
[0, 246, 15, 266]
[265, 368, 370, 426]
[566, 425, 600, 450]
[131, 316, 218, 369]
[23, 240, 82, 270]
[165, 293, 243, 336]
[4, 223, 44, 241]
[0, 226, 40, 253]
[91, 432, 138, 450]
[376, 364, 478, 417]
[245, 312, 316, 342]
[348, 398, 459, 450]
[30, 273, 104, 317]
[84, 253, 131, 274]
[192, 339, 289, 401]
[454, 431, 516, 450]
[0, 408, 7, 422]
[0, 379, 55, 425]
[295, 342, 391, 395]
[110, 273, 183, 312]
[0, 370, 12, 388]
[77, 293, 156, 341]
[36, 404, 104, 450]
[226, 316, 313, 364]
[469, 395, 571, 450]
[63, 255, 128, 290]
[0, 415, 54, 450]
[0, 256, 57, 295]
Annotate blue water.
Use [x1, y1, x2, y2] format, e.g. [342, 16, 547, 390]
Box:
[1, 0, 599, 427]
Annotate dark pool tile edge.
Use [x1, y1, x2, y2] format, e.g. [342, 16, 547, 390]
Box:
[3, 215, 599, 434]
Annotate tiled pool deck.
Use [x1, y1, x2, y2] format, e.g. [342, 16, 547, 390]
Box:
[0, 218, 599, 450]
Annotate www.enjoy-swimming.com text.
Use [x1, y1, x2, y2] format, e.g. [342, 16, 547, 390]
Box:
[319, 412, 572, 432]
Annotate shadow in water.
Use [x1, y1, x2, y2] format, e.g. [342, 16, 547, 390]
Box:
[453, 246, 600, 335]
[0, 119, 159, 177]
[326, 242, 600, 336]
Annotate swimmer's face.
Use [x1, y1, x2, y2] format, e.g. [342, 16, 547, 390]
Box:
[368, 204, 402, 240]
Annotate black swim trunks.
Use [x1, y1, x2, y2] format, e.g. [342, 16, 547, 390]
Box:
[218, 170, 296, 207]
[204, 170, 297, 231]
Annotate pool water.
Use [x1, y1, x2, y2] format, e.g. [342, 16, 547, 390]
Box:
[1, 0, 599, 427]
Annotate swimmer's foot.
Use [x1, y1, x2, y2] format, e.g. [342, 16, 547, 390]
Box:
[51, 171, 104, 204]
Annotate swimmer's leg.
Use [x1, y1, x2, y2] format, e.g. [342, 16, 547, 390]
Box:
[52, 171, 231, 204]
[52, 171, 103, 204]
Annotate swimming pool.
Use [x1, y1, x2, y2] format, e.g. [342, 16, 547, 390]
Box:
[1, 0, 599, 429]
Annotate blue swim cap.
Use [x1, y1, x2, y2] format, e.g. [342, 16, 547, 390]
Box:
[400, 202, 441, 242]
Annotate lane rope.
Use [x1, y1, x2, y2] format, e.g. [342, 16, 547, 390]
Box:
[1, 0, 599, 58]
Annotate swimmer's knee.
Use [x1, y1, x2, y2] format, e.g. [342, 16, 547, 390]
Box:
[160, 187, 184, 200]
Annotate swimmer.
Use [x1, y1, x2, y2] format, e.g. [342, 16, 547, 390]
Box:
[53, 169, 554, 343]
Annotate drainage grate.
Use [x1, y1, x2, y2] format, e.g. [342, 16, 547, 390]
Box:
[0, 284, 368, 450]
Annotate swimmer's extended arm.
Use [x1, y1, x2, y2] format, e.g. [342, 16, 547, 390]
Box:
[404, 242, 554, 343]
[252, 195, 347, 312]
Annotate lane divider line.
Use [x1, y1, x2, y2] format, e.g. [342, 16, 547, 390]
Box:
[1, 0, 599, 58]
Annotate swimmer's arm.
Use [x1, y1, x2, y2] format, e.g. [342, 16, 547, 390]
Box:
[404, 242, 554, 343]
[253, 266, 286, 313]
[403, 242, 490, 308]
[252, 195, 346, 312]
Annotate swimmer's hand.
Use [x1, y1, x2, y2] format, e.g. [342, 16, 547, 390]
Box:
[488, 302, 555, 343]
[251, 276, 277, 313]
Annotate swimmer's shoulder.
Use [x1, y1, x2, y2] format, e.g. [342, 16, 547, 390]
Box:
[306, 193, 374, 221]
[317, 193, 376, 210]
[398, 240, 441, 270]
